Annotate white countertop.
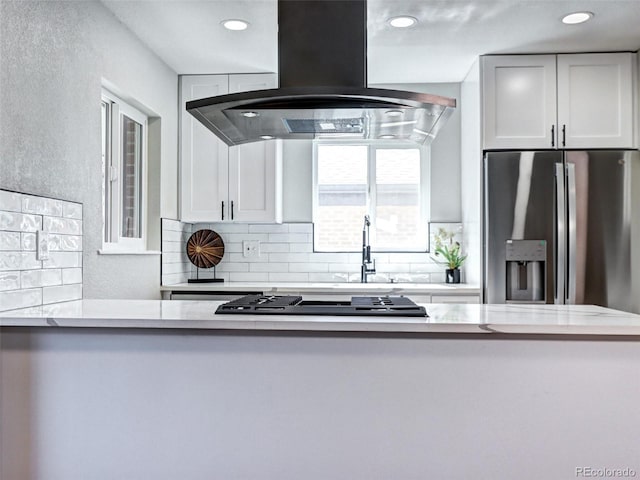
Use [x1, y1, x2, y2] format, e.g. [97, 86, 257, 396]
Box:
[161, 282, 481, 294]
[2, 300, 640, 336]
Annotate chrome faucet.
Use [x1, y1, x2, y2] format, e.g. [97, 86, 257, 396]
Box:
[361, 215, 376, 283]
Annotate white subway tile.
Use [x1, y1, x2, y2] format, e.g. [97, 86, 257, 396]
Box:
[308, 273, 349, 283]
[208, 223, 248, 234]
[162, 252, 189, 264]
[0, 272, 20, 291]
[227, 253, 268, 263]
[268, 253, 309, 263]
[288, 223, 313, 233]
[161, 262, 191, 275]
[223, 242, 242, 253]
[224, 233, 268, 243]
[161, 218, 184, 232]
[48, 234, 82, 251]
[62, 202, 83, 219]
[0, 252, 21, 271]
[348, 253, 363, 263]
[289, 243, 312, 253]
[268, 233, 310, 243]
[229, 272, 268, 282]
[161, 241, 184, 253]
[21, 252, 42, 270]
[310, 252, 350, 263]
[328, 263, 361, 273]
[430, 272, 446, 283]
[260, 243, 289, 253]
[216, 262, 249, 272]
[375, 263, 410, 273]
[410, 263, 443, 274]
[248, 224, 289, 234]
[0, 191, 22, 212]
[62, 268, 83, 284]
[289, 263, 328, 273]
[43, 216, 82, 235]
[21, 269, 62, 288]
[0, 211, 42, 232]
[268, 272, 309, 282]
[161, 273, 189, 286]
[22, 196, 63, 216]
[42, 284, 82, 304]
[0, 288, 42, 312]
[0, 232, 21, 251]
[193, 270, 229, 282]
[250, 263, 288, 273]
[388, 253, 430, 263]
[21, 233, 36, 251]
[42, 252, 81, 269]
[161, 230, 183, 242]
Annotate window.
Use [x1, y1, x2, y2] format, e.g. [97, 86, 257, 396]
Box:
[313, 142, 429, 252]
[101, 89, 148, 252]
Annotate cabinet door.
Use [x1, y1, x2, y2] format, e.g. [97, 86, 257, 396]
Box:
[482, 55, 557, 149]
[228, 73, 282, 223]
[557, 53, 635, 149]
[180, 75, 229, 222]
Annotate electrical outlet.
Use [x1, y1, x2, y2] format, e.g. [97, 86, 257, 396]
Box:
[36, 230, 49, 261]
[243, 240, 260, 258]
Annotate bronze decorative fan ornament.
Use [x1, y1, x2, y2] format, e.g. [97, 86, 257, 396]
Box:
[186, 229, 225, 283]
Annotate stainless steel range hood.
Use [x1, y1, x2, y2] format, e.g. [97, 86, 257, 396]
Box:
[186, 0, 456, 146]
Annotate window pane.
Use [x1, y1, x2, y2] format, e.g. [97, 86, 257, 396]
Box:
[121, 115, 143, 239]
[315, 145, 367, 251]
[101, 101, 111, 243]
[374, 148, 424, 249]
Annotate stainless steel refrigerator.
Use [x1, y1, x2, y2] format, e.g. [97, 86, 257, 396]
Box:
[484, 150, 640, 313]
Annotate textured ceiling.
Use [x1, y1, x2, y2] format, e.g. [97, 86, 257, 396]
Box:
[102, 0, 640, 83]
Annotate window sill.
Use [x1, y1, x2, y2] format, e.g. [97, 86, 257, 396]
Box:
[98, 249, 161, 256]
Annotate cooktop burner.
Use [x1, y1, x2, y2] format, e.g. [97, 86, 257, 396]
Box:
[215, 294, 428, 317]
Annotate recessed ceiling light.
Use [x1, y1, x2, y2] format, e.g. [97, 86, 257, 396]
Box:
[380, 134, 396, 139]
[385, 109, 404, 117]
[241, 111, 259, 118]
[388, 16, 418, 28]
[222, 19, 249, 31]
[562, 12, 593, 25]
[260, 135, 274, 140]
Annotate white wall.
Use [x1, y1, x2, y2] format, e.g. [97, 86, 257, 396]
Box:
[0, 1, 178, 299]
[3, 329, 639, 479]
[281, 83, 462, 223]
[460, 60, 483, 287]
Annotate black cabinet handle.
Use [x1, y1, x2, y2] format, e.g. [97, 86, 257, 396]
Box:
[562, 124, 566, 147]
[231, 200, 234, 220]
[551, 125, 555, 147]
[221, 201, 224, 221]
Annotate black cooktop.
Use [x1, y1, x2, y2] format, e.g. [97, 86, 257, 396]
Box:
[215, 294, 428, 317]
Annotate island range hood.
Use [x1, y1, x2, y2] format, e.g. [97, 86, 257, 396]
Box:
[186, 0, 456, 146]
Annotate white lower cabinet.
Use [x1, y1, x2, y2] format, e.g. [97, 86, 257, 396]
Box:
[180, 73, 282, 223]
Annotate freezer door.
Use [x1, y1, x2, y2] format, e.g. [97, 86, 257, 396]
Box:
[484, 151, 563, 304]
[565, 150, 640, 313]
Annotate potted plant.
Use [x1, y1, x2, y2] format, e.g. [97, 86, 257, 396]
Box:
[432, 227, 467, 283]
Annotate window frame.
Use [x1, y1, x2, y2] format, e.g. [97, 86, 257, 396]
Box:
[312, 140, 431, 253]
[100, 88, 149, 253]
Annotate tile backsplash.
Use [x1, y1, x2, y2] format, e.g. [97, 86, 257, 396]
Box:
[0, 190, 82, 312]
[161, 218, 193, 285]
[159, 221, 464, 285]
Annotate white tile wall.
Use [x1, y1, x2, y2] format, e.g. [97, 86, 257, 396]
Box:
[0, 190, 83, 311]
[160, 219, 192, 285]
[157, 221, 465, 285]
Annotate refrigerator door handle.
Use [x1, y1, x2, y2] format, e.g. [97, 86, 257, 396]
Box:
[555, 163, 566, 304]
[566, 163, 577, 304]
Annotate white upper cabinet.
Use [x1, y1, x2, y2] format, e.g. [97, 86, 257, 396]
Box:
[482, 53, 637, 150]
[180, 75, 229, 222]
[482, 55, 557, 150]
[179, 73, 282, 223]
[557, 53, 635, 149]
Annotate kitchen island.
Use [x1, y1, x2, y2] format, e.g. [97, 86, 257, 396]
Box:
[2, 301, 639, 480]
